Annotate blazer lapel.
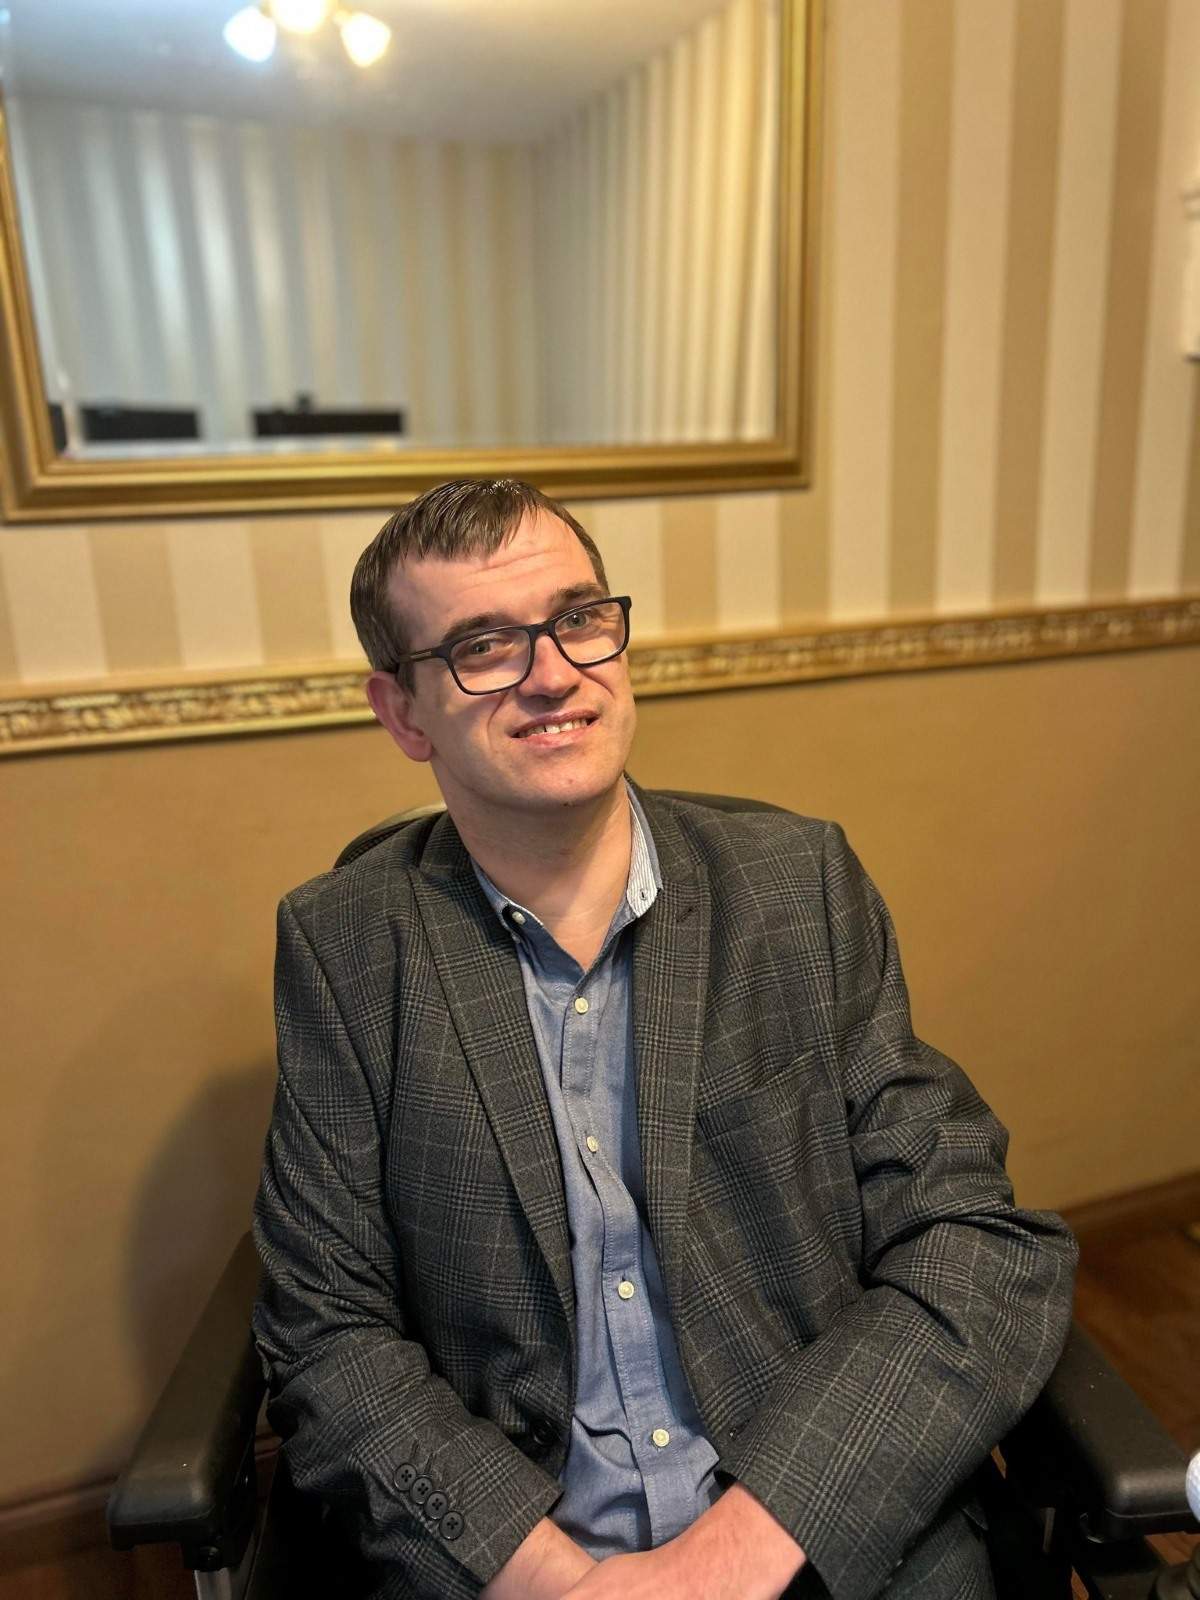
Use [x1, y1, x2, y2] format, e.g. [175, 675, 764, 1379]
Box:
[409, 813, 575, 1328]
[631, 797, 710, 1321]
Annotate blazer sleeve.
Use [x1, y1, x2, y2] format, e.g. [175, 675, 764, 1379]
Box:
[252, 895, 561, 1600]
[721, 822, 1078, 1600]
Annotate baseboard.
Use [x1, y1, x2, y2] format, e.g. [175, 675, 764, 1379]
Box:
[1060, 1169, 1200, 1245]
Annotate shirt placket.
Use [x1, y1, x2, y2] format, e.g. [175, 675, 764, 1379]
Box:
[561, 941, 695, 1545]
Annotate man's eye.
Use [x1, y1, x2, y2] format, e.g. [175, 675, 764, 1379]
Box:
[560, 609, 594, 631]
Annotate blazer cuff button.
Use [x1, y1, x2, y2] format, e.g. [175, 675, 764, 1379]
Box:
[440, 1511, 464, 1541]
[426, 1491, 448, 1520]
[393, 1463, 417, 1492]
[410, 1476, 432, 1505]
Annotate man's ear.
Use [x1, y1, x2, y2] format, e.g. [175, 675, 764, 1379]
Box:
[365, 672, 433, 763]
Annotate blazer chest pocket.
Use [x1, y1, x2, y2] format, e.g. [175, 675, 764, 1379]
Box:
[696, 1048, 818, 1140]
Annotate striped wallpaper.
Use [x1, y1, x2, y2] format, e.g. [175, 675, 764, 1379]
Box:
[0, 0, 1197, 691]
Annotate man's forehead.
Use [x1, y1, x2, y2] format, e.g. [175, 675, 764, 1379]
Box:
[388, 511, 597, 632]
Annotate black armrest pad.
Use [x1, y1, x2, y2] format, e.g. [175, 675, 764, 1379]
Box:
[1010, 1322, 1194, 1539]
[107, 1233, 266, 1556]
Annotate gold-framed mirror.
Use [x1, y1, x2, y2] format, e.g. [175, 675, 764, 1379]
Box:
[0, 0, 820, 523]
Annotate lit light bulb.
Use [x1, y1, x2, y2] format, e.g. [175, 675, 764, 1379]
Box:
[224, 6, 277, 62]
[269, 0, 332, 35]
[339, 10, 391, 68]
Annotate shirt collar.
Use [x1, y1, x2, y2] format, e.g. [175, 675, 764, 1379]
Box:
[471, 779, 661, 936]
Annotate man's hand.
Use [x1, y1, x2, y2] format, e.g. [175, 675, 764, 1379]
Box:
[562, 1484, 805, 1600]
[480, 1517, 597, 1600]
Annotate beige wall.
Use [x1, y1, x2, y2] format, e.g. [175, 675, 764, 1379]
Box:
[3, 644, 1199, 1505]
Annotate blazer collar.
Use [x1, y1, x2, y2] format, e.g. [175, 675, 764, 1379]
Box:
[410, 810, 576, 1329]
[628, 791, 710, 1320]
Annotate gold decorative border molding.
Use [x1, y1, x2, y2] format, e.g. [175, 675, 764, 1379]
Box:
[2, 596, 1198, 758]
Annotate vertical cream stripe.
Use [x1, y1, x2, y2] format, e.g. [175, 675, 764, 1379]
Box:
[78, 108, 138, 400]
[242, 123, 291, 408]
[90, 525, 183, 675]
[1088, 0, 1169, 599]
[660, 498, 719, 632]
[190, 119, 248, 441]
[294, 127, 339, 411]
[710, 0, 753, 438]
[683, 15, 721, 440]
[991, 0, 1065, 606]
[250, 521, 335, 664]
[1, 528, 107, 684]
[319, 514, 379, 663]
[1034, 0, 1122, 605]
[617, 75, 643, 443]
[716, 494, 781, 630]
[661, 33, 694, 437]
[889, 0, 955, 614]
[579, 500, 667, 639]
[166, 522, 263, 671]
[739, 0, 777, 439]
[460, 148, 499, 445]
[366, 136, 409, 426]
[828, 0, 901, 620]
[641, 54, 669, 440]
[779, 0, 834, 626]
[936, 0, 1017, 614]
[341, 131, 383, 405]
[1129, 0, 1200, 596]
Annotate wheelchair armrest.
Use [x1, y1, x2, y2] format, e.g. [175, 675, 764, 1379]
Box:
[107, 1232, 266, 1571]
[1006, 1322, 1195, 1541]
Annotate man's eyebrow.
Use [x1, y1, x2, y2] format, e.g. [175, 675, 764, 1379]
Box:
[437, 582, 608, 645]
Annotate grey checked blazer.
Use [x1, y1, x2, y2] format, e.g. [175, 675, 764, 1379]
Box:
[253, 791, 1077, 1600]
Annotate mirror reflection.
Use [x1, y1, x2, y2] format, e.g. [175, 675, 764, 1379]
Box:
[1, 0, 781, 460]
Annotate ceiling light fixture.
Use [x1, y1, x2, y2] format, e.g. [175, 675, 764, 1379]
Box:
[268, 0, 332, 35]
[223, 5, 277, 63]
[223, 3, 390, 69]
[337, 10, 392, 69]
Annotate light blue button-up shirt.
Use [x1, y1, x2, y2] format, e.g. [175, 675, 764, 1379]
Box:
[472, 788, 720, 1557]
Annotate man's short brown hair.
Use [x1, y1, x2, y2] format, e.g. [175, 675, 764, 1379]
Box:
[351, 479, 609, 687]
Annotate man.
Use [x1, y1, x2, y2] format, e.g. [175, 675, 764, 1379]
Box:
[253, 478, 1076, 1600]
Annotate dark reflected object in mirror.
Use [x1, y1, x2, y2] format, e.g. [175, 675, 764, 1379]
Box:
[81, 405, 201, 445]
[47, 402, 65, 452]
[253, 407, 405, 440]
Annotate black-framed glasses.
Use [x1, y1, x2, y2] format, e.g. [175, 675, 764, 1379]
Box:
[395, 595, 632, 696]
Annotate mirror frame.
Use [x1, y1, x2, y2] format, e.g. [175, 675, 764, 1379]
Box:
[0, 0, 820, 524]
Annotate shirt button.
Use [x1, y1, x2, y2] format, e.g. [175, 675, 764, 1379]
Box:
[574, 996, 589, 1014]
[651, 1428, 671, 1448]
[510, 909, 525, 925]
[585, 1135, 599, 1153]
[617, 1279, 636, 1300]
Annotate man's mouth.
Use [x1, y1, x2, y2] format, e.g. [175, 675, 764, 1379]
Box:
[513, 715, 596, 739]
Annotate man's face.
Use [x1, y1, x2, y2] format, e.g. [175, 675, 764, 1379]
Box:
[372, 510, 637, 825]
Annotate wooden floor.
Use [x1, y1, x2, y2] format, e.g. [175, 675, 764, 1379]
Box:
[3, 1189, 1198, 1598]
[1070, 1198, 1200, 1570]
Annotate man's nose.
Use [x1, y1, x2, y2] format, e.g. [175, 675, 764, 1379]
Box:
[521, 630, 581, 697]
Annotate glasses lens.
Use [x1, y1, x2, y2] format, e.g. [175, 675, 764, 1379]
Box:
[448, 627, 531, 692]
[554, 600, 627, 665]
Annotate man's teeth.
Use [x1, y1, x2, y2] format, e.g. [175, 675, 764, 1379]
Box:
[519, 718, 589, 738]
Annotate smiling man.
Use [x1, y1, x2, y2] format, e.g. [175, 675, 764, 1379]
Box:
[252, 478, 1077, 1600]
